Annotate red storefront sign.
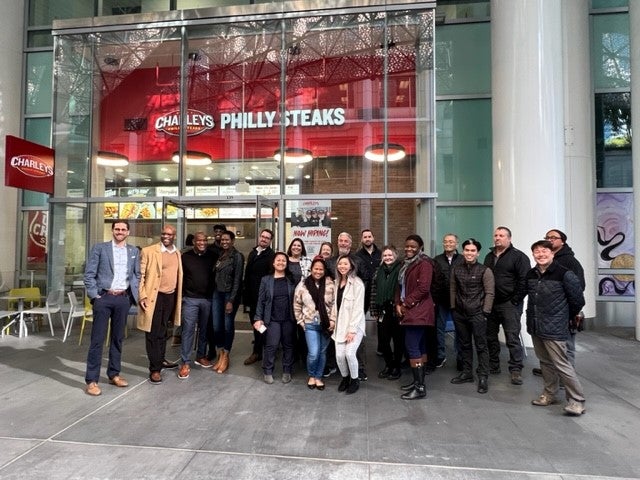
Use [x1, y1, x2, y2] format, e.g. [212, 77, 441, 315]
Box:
[5, 135, 55, 195]
[99, 64, 416, 162]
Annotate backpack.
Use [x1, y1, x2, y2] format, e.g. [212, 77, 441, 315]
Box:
[425, 255, 448, 306]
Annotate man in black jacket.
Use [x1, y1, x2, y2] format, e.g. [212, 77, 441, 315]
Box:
[242, 228, 275, 365]
[526, 240, 586, 416]
[483, 226, 530, 385]
[532, 229, 586, 373]
[434, 233, 464, 369]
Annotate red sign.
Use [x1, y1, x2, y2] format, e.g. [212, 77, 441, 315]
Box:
[5, 135, 55, 194]
[27, 210, 47, 264]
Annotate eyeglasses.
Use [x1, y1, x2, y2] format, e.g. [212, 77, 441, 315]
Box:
[544, 236, 561, 240]
[160, 233, 175, 237]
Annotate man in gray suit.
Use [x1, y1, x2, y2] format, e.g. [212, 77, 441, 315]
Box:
[83, 219, 140, 396]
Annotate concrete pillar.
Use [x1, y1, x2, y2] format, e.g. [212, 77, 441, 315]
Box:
[561, 0, 597, 319]
[0, 1, 24, 289]
[491, 0, 565, 243]
[491, 0, 564, 347]
[630, 1, 640, 340]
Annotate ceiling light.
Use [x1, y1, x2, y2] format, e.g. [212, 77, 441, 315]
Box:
[274, 147, 313, 164]
[171, 150, 212, 166]
[96, 151, 129, 167]
[364, 143, 406, 162]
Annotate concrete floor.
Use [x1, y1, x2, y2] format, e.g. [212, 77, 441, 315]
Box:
[0, 315, 639, 480]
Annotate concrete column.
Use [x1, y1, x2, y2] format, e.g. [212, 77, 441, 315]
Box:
[630, 1, 640, 340]
[491, 0, 565, 243]
[491, 0, 564, 347]
[0, 0, 24, 288]
[561, 0, 597, 319]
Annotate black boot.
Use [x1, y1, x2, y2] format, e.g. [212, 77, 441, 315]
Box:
[401, 366, 426, 400]
[338, 376, 351, 392]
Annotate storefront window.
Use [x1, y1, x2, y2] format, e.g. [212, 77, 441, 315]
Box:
[52, 5, 436, 258]
[436, 205, 492, 249]
[26, 52, 53, 115]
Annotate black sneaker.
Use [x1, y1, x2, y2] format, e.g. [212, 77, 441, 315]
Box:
[338, 376, 351, 392]
[358, 370, 368, 381]
[435, 358, 447, 368]
[323, 366, 337, 378]
[378, 367, 391, 379]
[346, 378, 360, 394]
[424, 364, 436, 375]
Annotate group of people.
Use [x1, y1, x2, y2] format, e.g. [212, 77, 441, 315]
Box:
[82, 220, 587, 416]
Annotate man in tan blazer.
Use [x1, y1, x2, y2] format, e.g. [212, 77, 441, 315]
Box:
[138, 225, 183, 384]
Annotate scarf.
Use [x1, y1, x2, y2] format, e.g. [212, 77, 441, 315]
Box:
[398, 253, 422, 289]
[375, 260, 401, 305]
[304, 275, 331, 332]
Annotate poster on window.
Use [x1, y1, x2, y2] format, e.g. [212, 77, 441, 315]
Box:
[288, 200, 331, 257]
[27, 210, 48, 265]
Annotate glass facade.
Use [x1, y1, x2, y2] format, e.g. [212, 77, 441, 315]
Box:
[49, 5, 436, 288]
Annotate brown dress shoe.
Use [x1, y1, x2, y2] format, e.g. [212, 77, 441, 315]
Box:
[195, 357, 212, 368]
[109, 375, 128, 387]
[243, 353, 260, 365]
[149, 371, 162, 384]
[178, 363, 190, 379]
[85, 382, 101, 396]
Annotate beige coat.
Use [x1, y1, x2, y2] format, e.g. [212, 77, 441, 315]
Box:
[137, 243, 183, 332]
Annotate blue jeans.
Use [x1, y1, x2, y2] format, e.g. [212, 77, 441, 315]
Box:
[85, 293, 131, 383]
[304, 322, 330, 379]
[181, 296, 211, 364]
[212, 290, 239, 352]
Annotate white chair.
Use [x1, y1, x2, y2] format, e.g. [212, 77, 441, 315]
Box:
[20, 290, 65, 336]
[63, 291, 90, 343]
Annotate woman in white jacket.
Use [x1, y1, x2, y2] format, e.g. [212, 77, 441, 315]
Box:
[332, 254, 366, 394]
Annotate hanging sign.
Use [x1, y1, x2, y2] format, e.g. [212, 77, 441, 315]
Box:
[5, 135, 55, 195]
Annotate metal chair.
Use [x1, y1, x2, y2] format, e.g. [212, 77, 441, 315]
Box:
[20, 290, 65, 336]
[0, 310, 21, 338]
[63, 291, 90, 342]
[6, 287, 41, 337]
[78, 295, 96, 346]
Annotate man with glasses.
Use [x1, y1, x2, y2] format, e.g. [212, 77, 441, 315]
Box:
[138, 225, 183, 384]
[532, 229, 586, 376]
[243, 228, 275, 365]
[83, 220, 140, 396]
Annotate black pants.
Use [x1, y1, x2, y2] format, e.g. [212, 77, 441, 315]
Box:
[145, 292, 176, 373]
[262, 319, 296, 375]
[378, 309, 404, 369]
[453, 311, 489, 377]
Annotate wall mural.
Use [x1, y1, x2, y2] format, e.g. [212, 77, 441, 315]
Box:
[596, 192, 635, 296]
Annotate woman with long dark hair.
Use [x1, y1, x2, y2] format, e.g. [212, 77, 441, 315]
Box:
[333, 254, 366, 394]
[293, 258, 336, 390]
[253, 252, 297, 384]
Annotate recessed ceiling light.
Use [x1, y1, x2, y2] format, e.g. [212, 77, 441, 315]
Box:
[115, 168, 124, 173]
[203, 176, 211, 181]
[287, 175, 294, 179]
[206, 166, 213, 171]
[124, 178, 132, 183]
[304, 174, 311, 179]
[164, 177, 171, 182]
[245, 176, 252, 180]
[160, 167, 169, 172]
